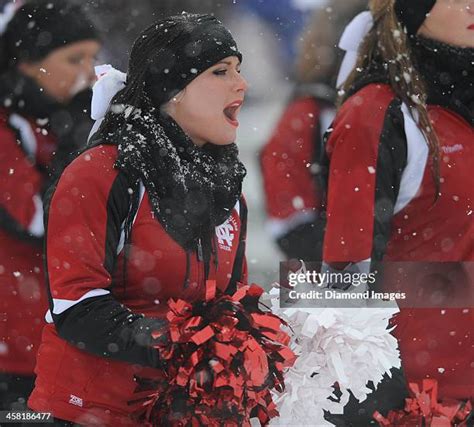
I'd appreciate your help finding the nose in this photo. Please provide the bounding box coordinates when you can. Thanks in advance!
[235,72,248,94]
[468,2,474,14]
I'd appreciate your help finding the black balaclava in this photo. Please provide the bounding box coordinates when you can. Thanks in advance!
[394,0,436,37]
[1,0,99,72]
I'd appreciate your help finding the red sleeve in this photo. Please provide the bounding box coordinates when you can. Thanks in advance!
[0,123,43,231]
[46,144,166,368]
[260,97,322,221]
[46,145,121,302]
[323,85,402,264]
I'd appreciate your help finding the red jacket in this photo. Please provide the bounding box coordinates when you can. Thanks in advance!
[28,144,248,426]
[0,108,56,375]
[260,91,335,260]
[323,83,474,400]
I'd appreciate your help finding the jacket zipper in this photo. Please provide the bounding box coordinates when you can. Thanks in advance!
[197,238,203,262]
[196,238,204,289]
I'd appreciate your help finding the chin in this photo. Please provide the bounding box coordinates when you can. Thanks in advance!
[446,35,474,48]
[208,130,237,146]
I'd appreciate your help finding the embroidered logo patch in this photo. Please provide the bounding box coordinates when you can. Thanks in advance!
[69,394,83,407]
[215,216,238,252]
[441,144,463,154]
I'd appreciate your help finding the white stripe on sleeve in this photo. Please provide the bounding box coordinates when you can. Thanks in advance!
[51,288,111,315]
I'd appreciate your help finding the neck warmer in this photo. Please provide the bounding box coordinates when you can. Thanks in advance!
[0,69,61,118]
[412,36,474,126]
[102,102,246,254]
[347,38,474,126]
[0,70,97,190]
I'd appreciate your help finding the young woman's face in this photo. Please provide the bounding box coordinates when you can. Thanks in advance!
[18,40,101,103]
[166,56,248,146]
[418,0,474,47]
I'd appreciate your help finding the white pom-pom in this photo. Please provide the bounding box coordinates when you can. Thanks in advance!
[264,288,401,426]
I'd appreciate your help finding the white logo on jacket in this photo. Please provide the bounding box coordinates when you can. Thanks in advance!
[215,216,238,252]
[441,144,463,154]
[69,394,83,407]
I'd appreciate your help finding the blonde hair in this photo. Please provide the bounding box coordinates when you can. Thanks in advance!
[295,0,367,84]
[339,0,440,196]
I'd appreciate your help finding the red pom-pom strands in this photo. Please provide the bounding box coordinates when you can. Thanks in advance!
[144,280,296,426]
[374,379,473,426]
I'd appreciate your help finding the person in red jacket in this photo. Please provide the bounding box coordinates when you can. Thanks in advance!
[323,0,473,406]
[260,0,366,262]
[261,2,409,424]
[0,0,100,411]
[28,13,249,426]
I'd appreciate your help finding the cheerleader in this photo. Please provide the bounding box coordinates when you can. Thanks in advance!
[323,0,473,406]
[0,0,100,410]
[28,13,249,426]
[260,0,366,262]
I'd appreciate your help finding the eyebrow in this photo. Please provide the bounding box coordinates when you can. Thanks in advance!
[216,60,240,66]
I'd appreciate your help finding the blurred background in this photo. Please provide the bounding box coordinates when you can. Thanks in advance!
[0,0,336,286]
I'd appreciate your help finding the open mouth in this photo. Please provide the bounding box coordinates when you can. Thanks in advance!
[223,101,242,127]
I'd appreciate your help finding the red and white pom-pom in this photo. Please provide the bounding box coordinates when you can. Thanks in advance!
[141,280,296,427]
